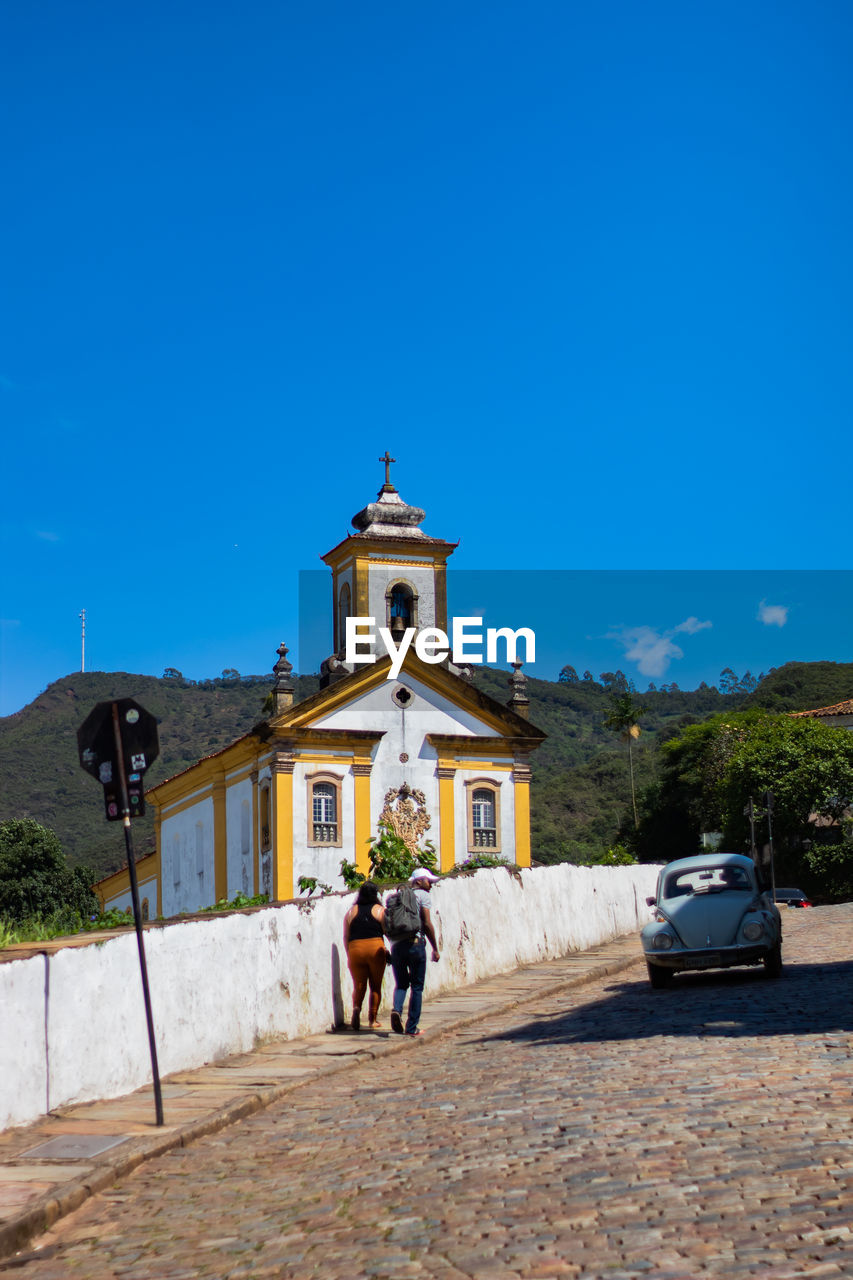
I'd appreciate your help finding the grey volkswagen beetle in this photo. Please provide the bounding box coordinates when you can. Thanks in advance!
[642,852,782,989]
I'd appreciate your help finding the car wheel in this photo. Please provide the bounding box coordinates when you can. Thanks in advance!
[647,961,673,989]
[762,942,782,979]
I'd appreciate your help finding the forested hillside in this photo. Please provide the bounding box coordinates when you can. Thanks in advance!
[0,671,317,880]
[1,660,850,879]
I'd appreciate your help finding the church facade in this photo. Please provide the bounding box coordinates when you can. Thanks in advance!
[96,463,544,918]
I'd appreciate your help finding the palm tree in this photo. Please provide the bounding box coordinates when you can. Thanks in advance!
[604,691,648,826]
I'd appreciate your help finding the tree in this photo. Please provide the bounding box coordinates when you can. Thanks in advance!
[558,665,579,684]
[603,691,649,826]
[0,819,98,923]
[719,668,740,694]
[600,671,630,692]
[163,668,183,680]
[582,670,594,682]
[630,711,853,886]
[719,716,853,854]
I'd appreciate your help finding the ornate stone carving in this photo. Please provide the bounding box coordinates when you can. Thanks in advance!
[378,781,431,854]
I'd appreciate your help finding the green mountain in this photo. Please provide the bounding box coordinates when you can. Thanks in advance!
[1,661,850,879]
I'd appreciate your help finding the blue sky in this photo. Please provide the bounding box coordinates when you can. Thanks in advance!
[2,1,851,716]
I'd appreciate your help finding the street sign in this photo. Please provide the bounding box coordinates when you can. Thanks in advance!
[77,696,164,1126]
[78,699,159,820]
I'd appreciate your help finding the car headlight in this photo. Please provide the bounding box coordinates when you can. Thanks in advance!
[743,921,764,941]
[652,933,673,951]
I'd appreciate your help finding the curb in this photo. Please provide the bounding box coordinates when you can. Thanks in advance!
[0,950,642,1264]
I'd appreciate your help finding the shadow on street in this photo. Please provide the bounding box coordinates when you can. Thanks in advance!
[477,959,853,1045]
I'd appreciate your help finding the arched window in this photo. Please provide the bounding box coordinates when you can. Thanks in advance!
[465,779,501,853]
[307,773,343,847]
[386,580,417,633]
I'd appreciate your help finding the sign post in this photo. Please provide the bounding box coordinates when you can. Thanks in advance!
[78,698,164,1126]
[764,790,777,902]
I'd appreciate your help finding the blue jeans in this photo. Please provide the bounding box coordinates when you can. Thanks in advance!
[391,936,427,1034]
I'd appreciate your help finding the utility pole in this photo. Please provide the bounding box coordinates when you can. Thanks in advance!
[79,609,86,672]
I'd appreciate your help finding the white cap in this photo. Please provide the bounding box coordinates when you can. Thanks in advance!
[409,867,439,883]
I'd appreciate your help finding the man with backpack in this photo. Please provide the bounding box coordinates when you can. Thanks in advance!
[385,868,440,1037]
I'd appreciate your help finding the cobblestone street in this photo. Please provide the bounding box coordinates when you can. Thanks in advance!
[6,906,853,1279]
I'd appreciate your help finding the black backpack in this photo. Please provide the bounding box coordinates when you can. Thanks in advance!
[384,885,422,940]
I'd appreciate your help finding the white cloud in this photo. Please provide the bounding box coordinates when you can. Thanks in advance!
[757,600,788,627]
[608,616,712,678]
[673,616,713,636]
[611,626,684,677]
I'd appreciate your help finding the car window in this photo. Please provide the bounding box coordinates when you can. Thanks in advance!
[663,865,752,898]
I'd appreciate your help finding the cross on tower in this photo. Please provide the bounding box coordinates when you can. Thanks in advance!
[379,451,396,487]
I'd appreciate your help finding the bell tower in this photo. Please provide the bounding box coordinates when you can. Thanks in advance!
[321,454,458,667]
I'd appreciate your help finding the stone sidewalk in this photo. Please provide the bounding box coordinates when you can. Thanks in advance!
[0,929,647,1262]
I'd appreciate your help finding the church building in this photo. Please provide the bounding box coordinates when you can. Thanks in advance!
[96,460,544,918]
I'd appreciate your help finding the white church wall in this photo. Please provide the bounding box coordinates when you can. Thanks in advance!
[292,759,355,892]
[312,672,494,739]
[313,673,509,872]
[101,873,160,920]
[160,795,215,918]
[225,775,253,899]
[453,767,515,863]
[367,561,438,631]
[0,862,659,1131]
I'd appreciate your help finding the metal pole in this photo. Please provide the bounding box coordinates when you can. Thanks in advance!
[79,609,86,673]
[111,702,164,1126]
[765,791,776,901]
[744,796,757,860]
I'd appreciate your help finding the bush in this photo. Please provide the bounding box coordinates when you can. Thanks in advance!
[0,819,98,923]
[340,823,439,888]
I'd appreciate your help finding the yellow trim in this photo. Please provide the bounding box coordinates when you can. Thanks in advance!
[454,760,513,771]
[353,768,372,876]
[273,768,294,900]
[513,774,531,869]
[294,751,361,764]
[322,538,456,570]
[93,851,160,912]
[438,770,456,872]
[354,556,370,617]
[213,775,227,901]
[147,735,260,805]
[158,788,214,821]
[435,561,447,632]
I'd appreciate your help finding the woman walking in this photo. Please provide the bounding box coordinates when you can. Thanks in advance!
[343,881,387,1030]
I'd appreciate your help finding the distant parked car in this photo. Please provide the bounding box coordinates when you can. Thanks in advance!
[775,888,812,908]
[642,852,782,989]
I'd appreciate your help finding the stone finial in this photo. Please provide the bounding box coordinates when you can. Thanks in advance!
[272,642,294,714]
[507,660,529,718]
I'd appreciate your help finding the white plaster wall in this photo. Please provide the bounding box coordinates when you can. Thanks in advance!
[0,955,48,1131]
[0,863,659,1131]
[311,673,510,874]
[313,672,493,738]
[161,796,215,917]
[102,874,159,919]
[292,760,353,892]
[225,777,253,899]
[453,769,514,862]
[367,561,438,636]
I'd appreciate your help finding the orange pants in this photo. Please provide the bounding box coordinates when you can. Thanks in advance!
[347,938,387,1019]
